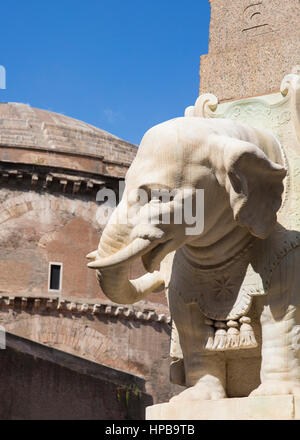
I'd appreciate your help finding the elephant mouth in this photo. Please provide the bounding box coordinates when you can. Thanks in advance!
[88,235,174,274]
[142,238,174,273]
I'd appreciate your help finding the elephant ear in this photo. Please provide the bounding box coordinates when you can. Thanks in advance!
[224,140,287,239]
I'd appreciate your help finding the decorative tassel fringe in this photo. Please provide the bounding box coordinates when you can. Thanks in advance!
[239,317,258,348]
[204,319,215,350]
[203,316,258,352]
[226,320,240,349]
[212,322,227,350]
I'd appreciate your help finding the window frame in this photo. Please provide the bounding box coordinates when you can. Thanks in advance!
[48,262,63,293]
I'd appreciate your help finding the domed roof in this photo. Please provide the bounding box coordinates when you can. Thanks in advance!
[0,102,137,178]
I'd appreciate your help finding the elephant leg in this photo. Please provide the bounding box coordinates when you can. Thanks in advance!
[169,289,227,402]
[251,249,300,397]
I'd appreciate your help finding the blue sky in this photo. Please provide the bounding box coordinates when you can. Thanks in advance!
[0,1,211,145]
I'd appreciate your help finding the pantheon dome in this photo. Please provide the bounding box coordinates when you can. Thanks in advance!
[0,102,176,419]
[0,101,139,300]
[0,102,136,177]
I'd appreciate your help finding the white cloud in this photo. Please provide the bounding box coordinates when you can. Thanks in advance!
[104,108,120,124]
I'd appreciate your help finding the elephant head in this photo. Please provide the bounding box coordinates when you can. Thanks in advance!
[87,117,286,304]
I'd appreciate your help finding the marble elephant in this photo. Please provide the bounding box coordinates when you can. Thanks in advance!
[87,116,300,400]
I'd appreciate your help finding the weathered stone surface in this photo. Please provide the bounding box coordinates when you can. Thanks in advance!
[0,102,137,178]
[0,103,179,408]
[0,295,176,403]
[208,0,300,54]
[200,0,300,101]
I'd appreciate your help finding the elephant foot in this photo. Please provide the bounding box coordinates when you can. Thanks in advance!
[250,381,300,397]
[170,378,226,403]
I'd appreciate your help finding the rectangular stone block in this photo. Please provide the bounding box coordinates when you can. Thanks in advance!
[200,0,300,101]
[207,0,300,55]
[200,34,300,102]
[146,395,298,420]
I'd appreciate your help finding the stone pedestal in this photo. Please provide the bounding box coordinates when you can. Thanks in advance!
[146,395,300,420]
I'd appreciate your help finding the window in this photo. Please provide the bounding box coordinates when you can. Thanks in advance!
[48,263,63,292]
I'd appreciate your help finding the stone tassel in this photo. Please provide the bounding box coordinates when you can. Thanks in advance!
[212,322,227,350]
[239,317,258,348]
[204,319,215,350]
[226,320,240,349]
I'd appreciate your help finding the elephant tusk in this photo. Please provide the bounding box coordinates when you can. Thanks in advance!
[86,251,98,260]
[87,237,154,270]
[88,261,104,268]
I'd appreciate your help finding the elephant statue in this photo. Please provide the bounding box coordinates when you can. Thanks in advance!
[87,115,300,401]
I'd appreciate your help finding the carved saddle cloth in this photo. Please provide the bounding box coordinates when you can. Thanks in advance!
[169,226,300,353]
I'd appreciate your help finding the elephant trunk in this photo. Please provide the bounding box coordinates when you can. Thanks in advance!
[87,203,165,304]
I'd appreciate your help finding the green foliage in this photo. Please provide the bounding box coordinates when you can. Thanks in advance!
[116,383,142,407]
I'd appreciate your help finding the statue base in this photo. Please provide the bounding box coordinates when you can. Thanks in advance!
[146,395,300,420]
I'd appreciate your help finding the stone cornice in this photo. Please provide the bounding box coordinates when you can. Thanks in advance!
[0,144,131,179]
[0,294,171,325]
[0,143,133,168]
[0,161,121,195]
